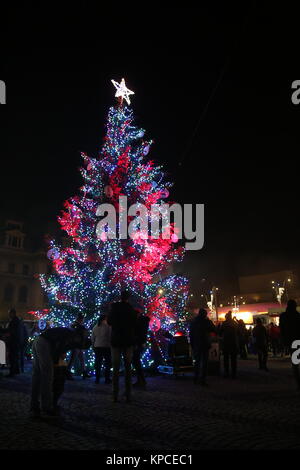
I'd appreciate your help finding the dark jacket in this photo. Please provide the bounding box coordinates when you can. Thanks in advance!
[8,316,22,348]
[41,327,90,364]
[220,319,239,353]
[253,324,268,349]
[134,315,150,345]
[189,315,216,351]
[19,319,29,347]
[108,301,137,348]
[280,310,300,348]
[237,322,248,343]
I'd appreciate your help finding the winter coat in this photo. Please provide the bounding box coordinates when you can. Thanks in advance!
[189,316,216,351]
[107,301,137,348]
[134,315,150,346]
[92,323,111,348]
[220,319,239,353]
[253,324,268,349]
[280,310,300,348]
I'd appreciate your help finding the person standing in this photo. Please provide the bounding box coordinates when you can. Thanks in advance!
[237,319,248,359]
[7,308,22,377]
[19,318,29,373]
[220,311,239,379]
[189,308,216,385]
[280,299,300,390]
[108,291,137,403]
[30,326,91,417]
[67,313,91,379]
[247,326,255,354]
[91,314,112,384]
[132,309,150,389]
[253,318,269,371]
[269,322,280,357]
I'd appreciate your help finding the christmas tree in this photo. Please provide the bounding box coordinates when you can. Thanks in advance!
[39,79,189,369]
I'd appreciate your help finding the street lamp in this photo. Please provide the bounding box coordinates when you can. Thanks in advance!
[284,278,292,301]
[271,281,285,305]
[232,295,239,318]
[271,277,292,304]
[211,286,219,322]
[200,280,219,322]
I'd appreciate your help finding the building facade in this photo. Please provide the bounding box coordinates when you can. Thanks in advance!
[238,270,300,304]
[0,220,50,322]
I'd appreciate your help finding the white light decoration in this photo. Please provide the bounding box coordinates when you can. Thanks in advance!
[277,287,285,305]
[111,78,134,105]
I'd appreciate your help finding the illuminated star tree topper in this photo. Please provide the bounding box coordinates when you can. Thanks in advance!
[111,77,134,105]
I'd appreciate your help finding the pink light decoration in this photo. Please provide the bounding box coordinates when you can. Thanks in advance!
[160,189,169,199]
[149,316,161,332]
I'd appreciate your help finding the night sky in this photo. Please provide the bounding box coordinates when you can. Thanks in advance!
[1,6,299,297]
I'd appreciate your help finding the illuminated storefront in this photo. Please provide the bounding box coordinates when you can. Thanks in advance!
[216,302,287,325]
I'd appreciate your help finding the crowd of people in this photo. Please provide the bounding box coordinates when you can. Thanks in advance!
[27,290,150,416]
[189,300,300,388]
[1,295,300,419]
[0,308,29,377]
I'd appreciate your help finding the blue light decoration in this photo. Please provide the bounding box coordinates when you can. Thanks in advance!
[36,79,190,371]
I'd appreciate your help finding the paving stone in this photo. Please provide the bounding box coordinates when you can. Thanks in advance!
[0,357,299,450]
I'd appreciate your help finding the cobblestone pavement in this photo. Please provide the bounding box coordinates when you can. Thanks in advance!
[1,357,300,450]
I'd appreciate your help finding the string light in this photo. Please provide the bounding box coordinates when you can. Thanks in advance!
[32,83,189,369]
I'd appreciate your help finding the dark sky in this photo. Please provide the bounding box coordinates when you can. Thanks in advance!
[1,5,299,296]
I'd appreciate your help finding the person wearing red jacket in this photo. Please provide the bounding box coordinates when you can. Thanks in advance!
[269,322,280,357]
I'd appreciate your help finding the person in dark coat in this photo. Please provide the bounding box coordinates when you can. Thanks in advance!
[220,311,239,379]
[253,318,269,371]
[132,310,150,388]
[19,318,29,373]
[67,313,91,379]
[30,327,91,417]
[237,319,248,359]
[7,308,22,377]
[280,299,300,389]
[107,291,137,402]
[189,308,216,385]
